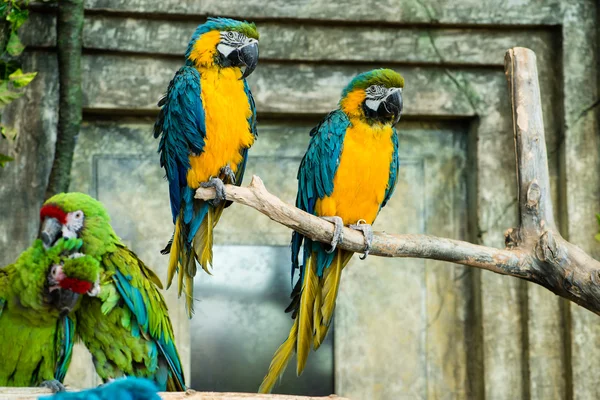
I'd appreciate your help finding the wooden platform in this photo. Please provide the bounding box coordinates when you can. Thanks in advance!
[0,388,347,400]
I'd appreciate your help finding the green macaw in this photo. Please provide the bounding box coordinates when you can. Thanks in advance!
[0,238,100,391]
[39,193,185,391]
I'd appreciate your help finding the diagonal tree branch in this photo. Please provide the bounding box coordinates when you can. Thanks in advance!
[197,47,600,318]
[196,175,528,276]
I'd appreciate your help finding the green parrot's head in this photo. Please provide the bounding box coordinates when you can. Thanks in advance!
[40,192,118,258]
[47,252,102,313]
[340,69,404,126]
[186,17,259,79]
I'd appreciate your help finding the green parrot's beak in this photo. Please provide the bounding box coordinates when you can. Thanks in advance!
[50,288,80,315]
[41,217,62,248]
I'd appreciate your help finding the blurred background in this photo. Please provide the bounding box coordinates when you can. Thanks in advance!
[0,1,599,399]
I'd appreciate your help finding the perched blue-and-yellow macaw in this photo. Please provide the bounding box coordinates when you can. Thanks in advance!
[259,69,404,393]
[153,18,259,317]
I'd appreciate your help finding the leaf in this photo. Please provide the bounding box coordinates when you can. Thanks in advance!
[0,3,8,18]
[8,68,36,88]
[0,81,23,106]
[6,31,24,56]
[596,213,600,226]
[595,233,600,243]
[0,153,13,167]
[6,7,28,31]
[0,60,21,80]
[0,124,17,140]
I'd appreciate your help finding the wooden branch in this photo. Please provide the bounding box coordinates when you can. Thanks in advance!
[195,47,600,318]
[44,0,84,199]
[196,176,528,277]
[0,387,347,400]
[506,47,556,232]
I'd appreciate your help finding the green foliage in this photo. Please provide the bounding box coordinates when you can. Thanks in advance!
[0,0,35,167]
[595,214,600,242]
[9,67,35,87]
[0,152,12,166]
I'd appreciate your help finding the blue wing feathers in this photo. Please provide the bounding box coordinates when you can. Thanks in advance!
[188,202,209,245]
[244,80,258,139]
[292,110,349,282]
[114,271,149,333]
[54,316,75,382]
[154,66,206,222]
[382,128,399,209]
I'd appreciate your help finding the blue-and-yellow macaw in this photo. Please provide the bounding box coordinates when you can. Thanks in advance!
[153,17,259,317]
[259,69,404,393]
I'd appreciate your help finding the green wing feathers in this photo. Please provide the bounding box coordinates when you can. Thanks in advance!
[83,245,185,391]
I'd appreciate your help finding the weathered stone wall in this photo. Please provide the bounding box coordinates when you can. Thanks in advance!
[0,0,598,398]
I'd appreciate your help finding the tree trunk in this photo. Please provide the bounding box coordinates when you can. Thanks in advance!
[44,0,84,199]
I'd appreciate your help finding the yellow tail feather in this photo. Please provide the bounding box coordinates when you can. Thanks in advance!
[316,249,354,348]
[185,275,194,317]
[321,249,345,324]
[192,206,214,275]
[296,255,318,376]
[259,318,299,394]
[200,207,214,270]
[313,282,324,349]
[166,217,183,289]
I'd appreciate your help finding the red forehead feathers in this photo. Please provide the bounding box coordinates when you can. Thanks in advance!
[40,204,67,224]
[59,277,93,294]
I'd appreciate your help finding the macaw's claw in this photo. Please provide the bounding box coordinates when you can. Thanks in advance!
[321,216,344,253]
[220,164,236,185]
[349,219,373,260]
[201,177,227,206]
[40,379,66,393]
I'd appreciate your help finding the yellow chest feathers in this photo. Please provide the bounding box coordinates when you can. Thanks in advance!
[187,68,255,188]
[316,121,395,225]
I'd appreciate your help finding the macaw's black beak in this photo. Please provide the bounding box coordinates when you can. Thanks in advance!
[50,289,80,315]
[380,89,403,125]
[41,217,62,248]
[228,40,259,80]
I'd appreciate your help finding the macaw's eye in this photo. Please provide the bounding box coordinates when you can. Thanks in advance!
[365,85,387,99]
[227,31,235,39]
[73,210,84,220]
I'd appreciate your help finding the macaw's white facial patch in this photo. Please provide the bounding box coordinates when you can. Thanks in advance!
[217,31,257,57]
[364,85,402,112]
[217,42,236,57]
[65,210,84,237]
[48,264,65,292]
